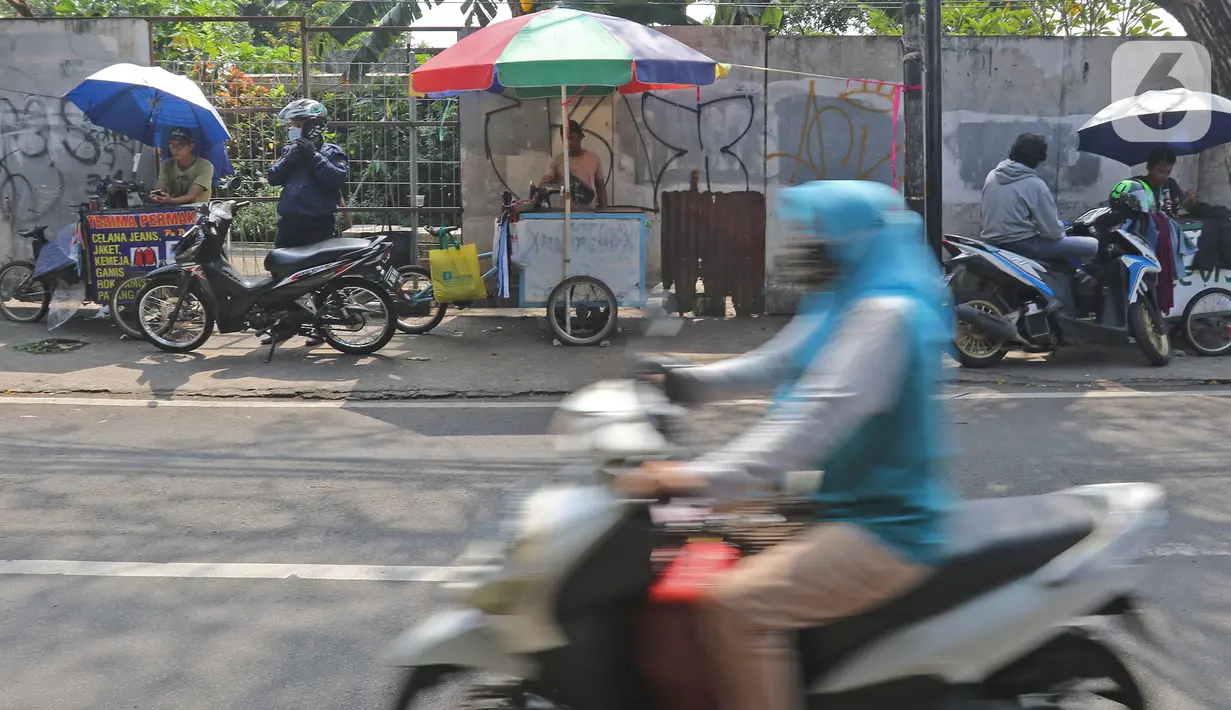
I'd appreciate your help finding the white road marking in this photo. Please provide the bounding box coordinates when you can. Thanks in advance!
[0,560,482,582]
[0,546,1225,582]
[5,389,1231,410]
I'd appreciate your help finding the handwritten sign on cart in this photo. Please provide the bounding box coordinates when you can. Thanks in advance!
[82,208,196,304]
[515,212,647,307]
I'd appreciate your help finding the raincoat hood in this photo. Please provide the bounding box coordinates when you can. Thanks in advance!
[992,159,1039,185]
[774,179,953,354]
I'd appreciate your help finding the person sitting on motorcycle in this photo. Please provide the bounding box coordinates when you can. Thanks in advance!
[980,132,1098,262]
[619,179,956,710]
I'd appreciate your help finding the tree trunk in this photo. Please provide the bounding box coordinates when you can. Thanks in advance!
[1152,0,1231,205]
[4,0,33,17]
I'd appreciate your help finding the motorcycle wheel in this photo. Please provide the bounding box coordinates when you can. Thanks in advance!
[390,665,529,710]
[982,630,1147,709]
[110,273,148,341]
[394,265,448,335]
[1128,300,1171,366]
[134,278,215,353]
[953,289,1011,368]
[0,261,50,323]
[1180,286,1231,357]
[316,276,397,355]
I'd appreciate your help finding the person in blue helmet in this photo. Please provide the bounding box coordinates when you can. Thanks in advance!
[619,179,956,710]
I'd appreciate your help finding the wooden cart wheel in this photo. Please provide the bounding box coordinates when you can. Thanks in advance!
[546,275,617,346]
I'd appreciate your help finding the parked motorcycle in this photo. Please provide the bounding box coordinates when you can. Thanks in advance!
[378,302,1167,709]
[133,187,399,361]
[0,226,58,323]
[0,176,151,325]
[944,205,1171,368]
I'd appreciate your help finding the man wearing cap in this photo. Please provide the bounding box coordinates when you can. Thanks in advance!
[149,127,213,206]
[540,119,607,211]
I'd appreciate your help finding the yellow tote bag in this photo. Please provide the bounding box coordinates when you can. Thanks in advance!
[429,243,487,302]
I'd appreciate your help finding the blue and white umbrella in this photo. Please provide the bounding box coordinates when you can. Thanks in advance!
[64,63,234,178]
[1077,88,1231,166]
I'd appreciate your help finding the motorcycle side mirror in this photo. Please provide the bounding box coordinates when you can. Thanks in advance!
[226,175,243,191]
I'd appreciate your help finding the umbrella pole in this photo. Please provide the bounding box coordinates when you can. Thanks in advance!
[561,85,571,278]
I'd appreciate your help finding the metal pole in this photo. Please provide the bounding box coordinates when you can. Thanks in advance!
[900,0,924,218]
[300,17,311,99]
[923,0,943,260]
[409,50,420,265]
[561,86,571,277]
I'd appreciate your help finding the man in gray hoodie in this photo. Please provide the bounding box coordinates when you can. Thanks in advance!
[980,133,1099,261]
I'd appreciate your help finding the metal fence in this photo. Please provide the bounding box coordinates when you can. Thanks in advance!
[148,17,462,275]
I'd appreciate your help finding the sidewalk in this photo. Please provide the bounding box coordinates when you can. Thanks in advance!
[1,308,1229,399]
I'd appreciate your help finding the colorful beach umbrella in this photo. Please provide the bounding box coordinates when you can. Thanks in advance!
[408,8,727,99]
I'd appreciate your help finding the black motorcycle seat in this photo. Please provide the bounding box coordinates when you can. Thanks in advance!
[264,238,371,276]
[797,493,1099,678]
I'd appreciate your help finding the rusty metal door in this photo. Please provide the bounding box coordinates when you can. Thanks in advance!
[661,172,765,316]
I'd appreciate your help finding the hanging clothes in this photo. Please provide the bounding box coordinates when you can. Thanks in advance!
[1151,212,1176,314]
[492,215,511,299]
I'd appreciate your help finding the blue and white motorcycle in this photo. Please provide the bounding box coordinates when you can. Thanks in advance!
[943,202,1171,368]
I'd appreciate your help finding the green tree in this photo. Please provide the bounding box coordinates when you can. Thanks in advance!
[867,0,1172,36]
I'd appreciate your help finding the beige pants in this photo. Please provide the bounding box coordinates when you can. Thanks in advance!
[701,522,932,710]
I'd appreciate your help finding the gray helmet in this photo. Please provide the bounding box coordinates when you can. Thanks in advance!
[278,98,328,140]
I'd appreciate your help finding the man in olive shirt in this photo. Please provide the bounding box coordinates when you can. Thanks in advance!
[150,127,213,206]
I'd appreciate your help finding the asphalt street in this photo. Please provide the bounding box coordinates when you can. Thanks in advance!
[1,391,1229,709]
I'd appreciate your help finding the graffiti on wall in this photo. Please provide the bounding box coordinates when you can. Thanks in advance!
[0,92,139,225]
[768,79,903,188]
[635,92,757,197]
[480,89,761,213]
[947,117,1101,192]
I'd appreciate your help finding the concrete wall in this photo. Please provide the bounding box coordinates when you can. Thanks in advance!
[0,19,154,262]
[461,31,1207,314]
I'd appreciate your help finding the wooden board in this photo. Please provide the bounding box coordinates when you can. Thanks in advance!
[515,212,647,307]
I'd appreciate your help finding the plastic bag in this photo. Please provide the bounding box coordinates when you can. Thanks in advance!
[649,540,740,604]
[47,280,85,330]
[429,243,487,303]
[509,221,531,268]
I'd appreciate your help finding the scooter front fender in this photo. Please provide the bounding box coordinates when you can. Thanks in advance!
[380,608,537,679]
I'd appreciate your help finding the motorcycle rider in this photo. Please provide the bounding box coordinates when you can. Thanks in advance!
[620,179,955,710]
[266,98,349,347]
[980,132,1099,261]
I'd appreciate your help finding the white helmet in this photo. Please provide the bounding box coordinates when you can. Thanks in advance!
[278,98,328,140]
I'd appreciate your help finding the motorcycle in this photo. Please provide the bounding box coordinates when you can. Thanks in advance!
[378,294,1167,710]
[133,187,400,361]
[0,176,155,325]
[943,205,1172,368]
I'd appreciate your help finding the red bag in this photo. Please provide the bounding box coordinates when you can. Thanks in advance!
[649,540,741,603]
[638,541,740,710]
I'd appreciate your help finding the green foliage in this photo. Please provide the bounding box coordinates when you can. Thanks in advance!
[231,199,279,242]
[868,0,1173,36]
[778,0,866,34]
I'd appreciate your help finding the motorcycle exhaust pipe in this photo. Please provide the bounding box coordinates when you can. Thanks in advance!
[956,303,1020,343]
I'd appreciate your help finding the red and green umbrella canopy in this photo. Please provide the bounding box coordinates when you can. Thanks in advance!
[409,8,725,99]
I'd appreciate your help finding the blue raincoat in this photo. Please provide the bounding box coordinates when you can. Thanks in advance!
[770,180,956,565]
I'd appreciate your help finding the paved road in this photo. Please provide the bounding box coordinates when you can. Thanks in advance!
[1,391,1228,709]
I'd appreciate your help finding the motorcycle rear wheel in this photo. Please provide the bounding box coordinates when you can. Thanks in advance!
[983,631,1147,709]
[0,261,50,323]
[953,289,1011,368]
[316,276,397,355]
